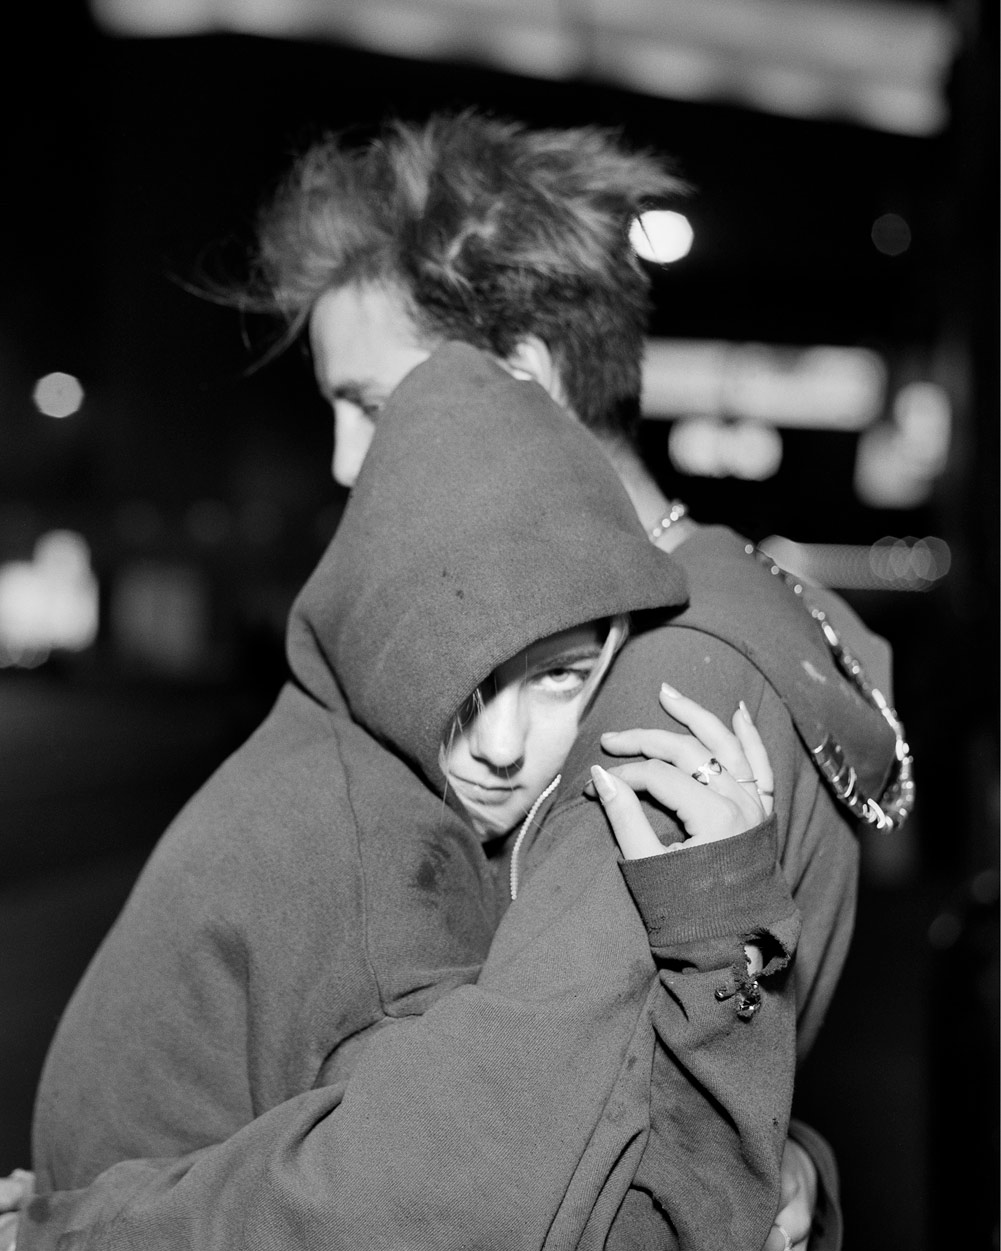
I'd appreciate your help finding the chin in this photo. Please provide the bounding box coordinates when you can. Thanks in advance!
[471,808,525,841]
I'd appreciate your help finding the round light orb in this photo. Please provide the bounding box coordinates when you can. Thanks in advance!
[630,211,694,264]
[33,372,85,418]
[871,212,912,257]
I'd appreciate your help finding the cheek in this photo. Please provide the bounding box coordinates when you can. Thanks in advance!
[438,733,470,776]
[533,706,583,773]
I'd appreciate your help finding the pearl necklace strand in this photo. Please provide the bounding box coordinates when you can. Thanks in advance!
[647,500,688,543]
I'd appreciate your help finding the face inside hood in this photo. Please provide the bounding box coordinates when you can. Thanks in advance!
[287,343,689,787]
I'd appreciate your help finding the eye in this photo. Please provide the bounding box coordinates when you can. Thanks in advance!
[331,393,384,424]
[530,664,595,698]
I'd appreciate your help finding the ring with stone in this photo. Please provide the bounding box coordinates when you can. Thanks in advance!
[691,757,724,785]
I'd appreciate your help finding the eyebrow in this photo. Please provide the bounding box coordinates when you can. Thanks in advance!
[530,643,603,668]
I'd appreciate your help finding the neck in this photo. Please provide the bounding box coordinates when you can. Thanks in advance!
[598,438,694,551]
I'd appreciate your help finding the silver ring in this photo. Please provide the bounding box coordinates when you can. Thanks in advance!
[732,775,757,784]
[691,757,723,785]
[775,1224,793,1251]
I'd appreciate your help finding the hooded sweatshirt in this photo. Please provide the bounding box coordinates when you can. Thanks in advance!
[23,345,895,1250]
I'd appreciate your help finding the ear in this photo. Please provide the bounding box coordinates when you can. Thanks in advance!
[502,337,572,411]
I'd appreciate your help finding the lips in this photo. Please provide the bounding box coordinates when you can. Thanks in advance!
[452,777,519,806]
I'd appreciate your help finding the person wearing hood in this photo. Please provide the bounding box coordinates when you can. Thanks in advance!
[21,344,805,1251]
[15,114,913,1251]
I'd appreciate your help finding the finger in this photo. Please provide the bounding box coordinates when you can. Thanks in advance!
[773,1139,816,1248]
[600,726,695,764]
[733,702,775,815]
[602,728,756,793]
[0,1213,17,1251]
[590,766,670,860]
[762,1223,794,1251]
[732,703,771,786]
[658,684,754,770]
[606,760,757,844]
[0,1177,29,1214]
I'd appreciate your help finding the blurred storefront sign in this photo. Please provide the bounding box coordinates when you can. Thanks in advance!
[642,338,887,430]
[88,0,956,136]
[643,340,953,508]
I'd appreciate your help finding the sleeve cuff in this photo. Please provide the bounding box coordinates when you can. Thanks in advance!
[619,816,796,946]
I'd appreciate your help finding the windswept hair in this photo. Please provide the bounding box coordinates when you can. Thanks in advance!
[245,111,688,438]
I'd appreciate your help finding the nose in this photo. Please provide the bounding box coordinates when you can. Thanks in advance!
[331,404,376,487]
[468,686,527,778]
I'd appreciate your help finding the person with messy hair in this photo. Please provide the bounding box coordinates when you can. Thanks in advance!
[243,111,911,1243]
[16,112,911,1251]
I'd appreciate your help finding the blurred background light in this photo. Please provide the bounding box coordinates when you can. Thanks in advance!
[0,531,99,664]
[87,0,957,136]
[110,561,210,676]
[872,211,913,256]
[667,417,783,480]
[630,210,694,264]
[758,533,951,592]
[32,372,85,419]
[643,339,886,428]
[854,379,952,508]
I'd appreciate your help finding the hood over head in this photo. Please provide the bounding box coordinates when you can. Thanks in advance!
[289,342,688,786]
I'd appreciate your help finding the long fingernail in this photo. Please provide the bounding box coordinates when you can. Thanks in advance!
[660,682,681,699]
[738,699,754,724]
[600,730,621,741]
[590,765,617,801]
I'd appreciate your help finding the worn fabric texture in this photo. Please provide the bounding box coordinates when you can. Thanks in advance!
[22,347,896,1250]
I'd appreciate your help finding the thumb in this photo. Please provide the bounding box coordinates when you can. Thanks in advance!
[590,766,669,860]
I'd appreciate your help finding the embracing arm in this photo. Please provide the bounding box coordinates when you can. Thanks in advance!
[548,631,858,1251]
[17,813,669,1251]
[19,778,803,1251]
[582,694,801,1251]
[18,684,851,1251]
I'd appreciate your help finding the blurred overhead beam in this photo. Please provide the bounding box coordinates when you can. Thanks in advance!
[89,0,956,135]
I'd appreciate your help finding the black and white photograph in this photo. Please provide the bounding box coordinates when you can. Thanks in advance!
[1,2,996,1248]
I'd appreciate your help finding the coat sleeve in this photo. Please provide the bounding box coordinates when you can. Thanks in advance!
[18,817,805,1251]
[546,622,859,1249]
[17,814,656,1251]
[574,814,802,1251]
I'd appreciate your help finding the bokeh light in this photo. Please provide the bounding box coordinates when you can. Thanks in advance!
[630,210,694,264]
[871,212,912,256]
[667,417,783,480]
[0,530,99,665]
[32,372,85,419]
[759,534,951,592]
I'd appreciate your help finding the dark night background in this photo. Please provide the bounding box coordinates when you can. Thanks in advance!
[1,2,997,1247]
